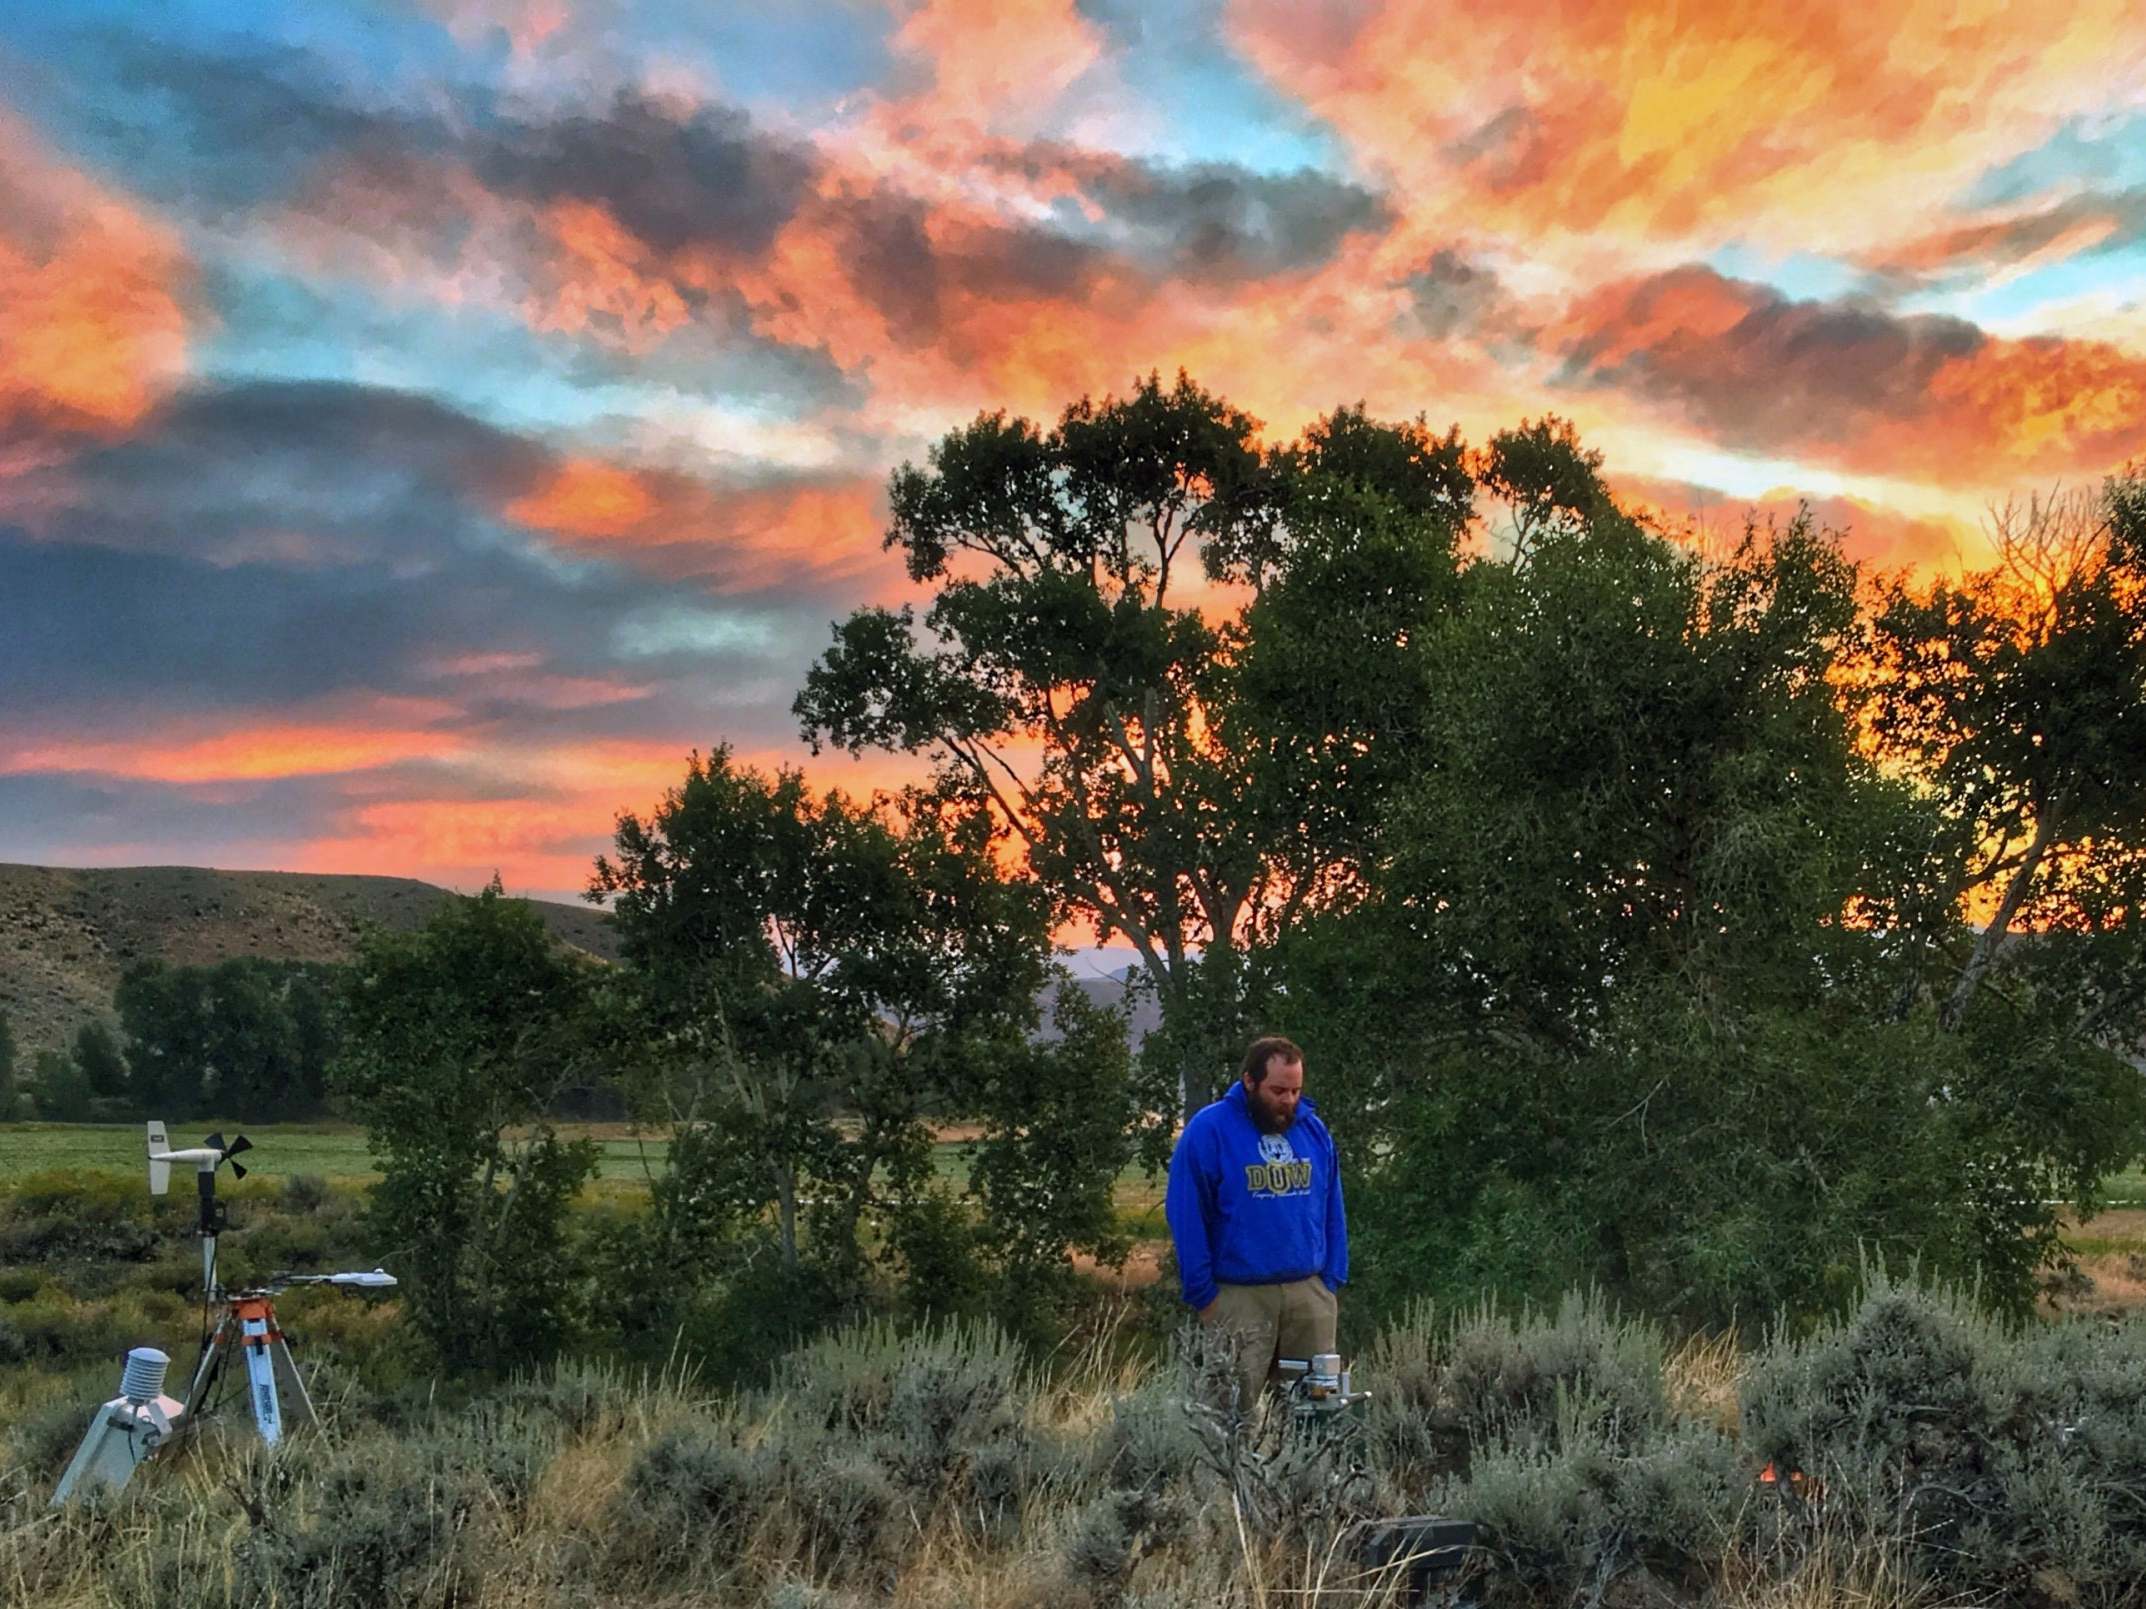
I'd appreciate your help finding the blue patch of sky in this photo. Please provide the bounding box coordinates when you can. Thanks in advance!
[0,1,471,112]
[1896,240,2146,330]
[1962,114,2146,208]
[197,259,851,445]
[1701,244,1864,304]
[195,261,591,423]
[1073,0,1347,175]
[614,1,900,113]
[0,2,480,208]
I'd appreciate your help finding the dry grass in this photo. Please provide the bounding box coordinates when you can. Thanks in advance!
[1664,1328,1743,1437]
[2043,1206,2146,1318]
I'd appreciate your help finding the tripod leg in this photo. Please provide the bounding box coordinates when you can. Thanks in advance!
[234,1296,284,1445]
[273,1333,318,1429]
[184,1309,233,1432]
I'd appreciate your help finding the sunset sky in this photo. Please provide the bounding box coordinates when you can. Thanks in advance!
[5,1,2146,905]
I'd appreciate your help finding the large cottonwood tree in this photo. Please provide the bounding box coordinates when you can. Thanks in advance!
[794,373,1473,1117]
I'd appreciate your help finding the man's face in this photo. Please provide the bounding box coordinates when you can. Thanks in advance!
[1245,1055,1304,1134]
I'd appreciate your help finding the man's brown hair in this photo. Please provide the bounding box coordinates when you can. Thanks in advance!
[1239,1035,1303,1087]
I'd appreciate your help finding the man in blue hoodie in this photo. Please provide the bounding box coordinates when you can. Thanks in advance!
[1164,1034,1347,1415]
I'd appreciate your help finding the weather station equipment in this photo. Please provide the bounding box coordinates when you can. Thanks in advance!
[49,1123,398,1505]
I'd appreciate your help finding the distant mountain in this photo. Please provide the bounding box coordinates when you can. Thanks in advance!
[1049,970,1165,1049]
[0,864,618,1056]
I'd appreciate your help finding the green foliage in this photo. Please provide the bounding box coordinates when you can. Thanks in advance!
[796,373,1474,1117]
[27,1046,93,1121]
[1435,1417,1742,1606]
[115,958,345,1118]
[660,1242,861,1389]
[960,983,1142,1336]
[1742,1267,2146,1598]
[1270,473,2146,1329]
[227,1439,495,1609]
[591,745,1113,1338]
[71,1021,128,1102]
[612,1416,782,1574]
[333,879,599,1370]
[14,1260,2146,1607]
[1061,1487,1195,1608]
[1868,479,2146,1035]
[0,1167,159,1266]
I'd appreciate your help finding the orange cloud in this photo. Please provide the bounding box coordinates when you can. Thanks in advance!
[1612,474,1977,575]
[1872,197,2137,281]
[272,736,940,898]
[1224,0,2146,261]
[0,113,192,436]
[1913,336,2146,476]
[2,722,463,785]
[888,0,1108,136]
[506,457,661,539]
[520,197,698,353]
[1553,266,2146,478]
[419,0,569,57]
[504,455,891,591]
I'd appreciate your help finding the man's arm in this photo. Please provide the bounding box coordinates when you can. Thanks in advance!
[1320,1132,1348,1293]
[1164,1123,1219,1312]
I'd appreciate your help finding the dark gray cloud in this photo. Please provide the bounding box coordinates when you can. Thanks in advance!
[93,40,819,267]
[0,772,380,865]
[0,380,873,731]
[1552,265,1986,456]
[1868,186,2146,283]
[471,91,817,258]
[1080,159,1390,280]
[822,190,1110,346]
[65,33,1391,389]
[1404,249,1506,339]
[21,381,543,567]
[985,144,1392,283]
[85,40,428,213]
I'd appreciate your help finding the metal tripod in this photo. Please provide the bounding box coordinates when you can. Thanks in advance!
[183,1284,318,1446]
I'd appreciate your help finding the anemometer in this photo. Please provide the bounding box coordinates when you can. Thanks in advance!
[49,1123,397,1505]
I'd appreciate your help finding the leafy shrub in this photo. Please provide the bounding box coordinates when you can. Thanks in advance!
[4,1371,117,1480]
[1434,1415,1741,1605]
[231,1444,490,1609]
[763,1582,868,1609]
[1439,1290,1669,1454]
[0,1169,160,1264]
[873,1328,1027,1500]
[886,1186,991,1320]
[1099,1377,1207,1494]
[668,1245,858,1388]
[0,1265,48,1302]
[1360,1288,1669,1484]
[494,1359,644,1441]
[773,1317,1027,1441]
[281,1174,331,1214]
[798,1450,899,1569]
[1060,1487,1193,1608]
[610,1417,779,1576]
[1741,1272,2146,1599]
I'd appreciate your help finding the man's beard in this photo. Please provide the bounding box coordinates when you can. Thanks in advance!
[1250,1101,1296,1135]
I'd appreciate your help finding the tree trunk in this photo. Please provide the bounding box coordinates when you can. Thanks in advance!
[1942,805,2062,1031]
[775,1160,799,1270]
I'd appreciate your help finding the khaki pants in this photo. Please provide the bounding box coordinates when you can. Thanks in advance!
[1201,1277,1338,1414]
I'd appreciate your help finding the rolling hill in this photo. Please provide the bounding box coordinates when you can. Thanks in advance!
[0,864,618,1056]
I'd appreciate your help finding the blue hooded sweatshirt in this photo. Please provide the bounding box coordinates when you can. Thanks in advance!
[1164,1081,1347,1311]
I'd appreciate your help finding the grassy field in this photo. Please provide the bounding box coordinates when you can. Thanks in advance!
[0,1121,1172,1230]
[0,1119,672,1184]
